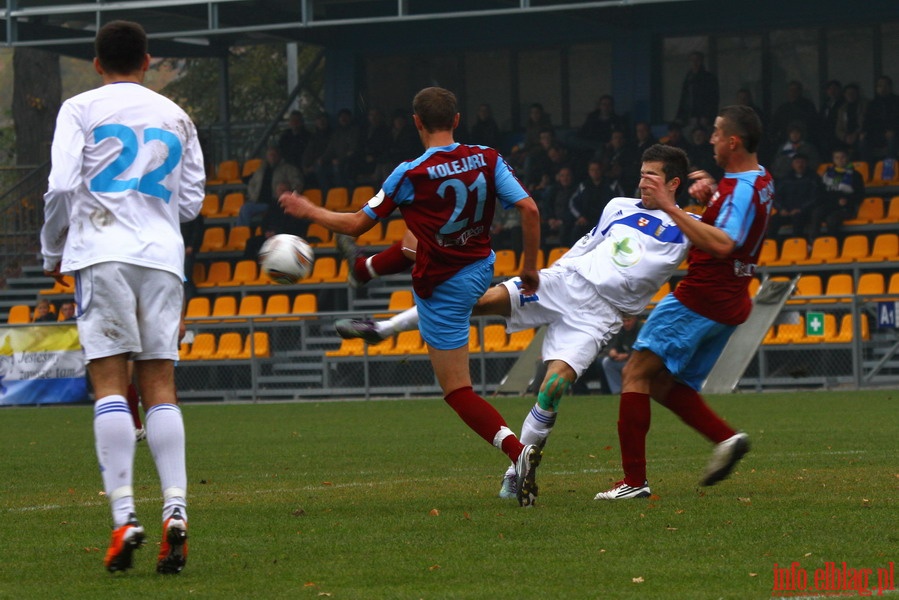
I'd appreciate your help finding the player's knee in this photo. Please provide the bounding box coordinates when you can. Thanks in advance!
[537,372,571,411]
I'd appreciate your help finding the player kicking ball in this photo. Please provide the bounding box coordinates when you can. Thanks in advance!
[335,144,695,500]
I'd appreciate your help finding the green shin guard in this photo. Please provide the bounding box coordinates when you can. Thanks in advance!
[537,373,571,411]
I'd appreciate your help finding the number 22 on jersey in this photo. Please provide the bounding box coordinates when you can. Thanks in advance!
[89,124,182,203]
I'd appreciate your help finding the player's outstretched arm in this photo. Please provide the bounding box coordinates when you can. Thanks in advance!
[515,196,541,295]
[279,191,377,237]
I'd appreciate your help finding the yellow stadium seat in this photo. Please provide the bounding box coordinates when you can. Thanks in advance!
[493,249,518,277]
[305,223,334,247]
[356,223,387,246]
[199,226,227,253]
[873,196,899,224]
[214,192,245,219]
[757,238,778,266]
[196,261,231,288]
[292,293,318,315]
[237,295,265,319]
[482,324,509,352]
[218,260,259,287]
[349,186,375,211]
[200,193,220,218]
[383,330,427,355]
[506,329,535,352]
[769,237,808,266]
[211,332,245,360]
[796,236,839,265]
[223,226,252,252]
[303,188,323,206]
[366,336,396,356]
[844,197,884,225]
[39,275,75,296]
[185,296,211,320]
[827,313,870,343]
[210,296,238,320]
[648,282,671,308]
[207,160,241,186]
[241,158,263,180]
[869,159,899,187]
[792,275,823,304]
[324,187,349,210]
[304,256,338,283]
[856,272,885,296]
[517,248,545,272]
[546,246,568,266]
[823,274,854,302]
[325,337,365,357]
[182,333,216,360]
[263,294,292,320]
[237,332,271,359]
[7,304,32,324]
[863,233,899,262]
[382,219,408,245]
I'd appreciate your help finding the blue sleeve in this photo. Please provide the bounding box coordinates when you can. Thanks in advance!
[715,179,757,247]
[494,156,529,209]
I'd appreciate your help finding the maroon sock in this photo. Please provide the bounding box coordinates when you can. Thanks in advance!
[370,242,414,276]
[444,386,522,462]
[618,392,651,486]
[126,383,143,429]
[660,383,735,444]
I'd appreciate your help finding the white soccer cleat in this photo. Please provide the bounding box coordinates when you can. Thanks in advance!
[594,480,651,501]
[701,432,750,486]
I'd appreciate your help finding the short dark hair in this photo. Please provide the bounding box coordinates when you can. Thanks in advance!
[642,144,689,196]
[412,87,458,132]
[95,20,147,75]
[718,105,763,154]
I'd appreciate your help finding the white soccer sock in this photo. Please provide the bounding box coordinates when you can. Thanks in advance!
[376,306,420,336]
[93,395,137,527]
[520,403,557,446]
[146,403,188,522]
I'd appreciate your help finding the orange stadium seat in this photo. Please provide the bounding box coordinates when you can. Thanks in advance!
[493,249,518,277]
[7,304,32,324]
[185,296,211,320]
[305,223,334,247]
[241,158,263,180]
[864,233,899,262]
[223,226,252,252]
[237,295,265,319]
[349,186,375,211]
[199,227,226,253]
[844,197,884,225]
[237,332,270,359]
[292,293,318,316]
[796,236,839,265]
[200,193,220,218]
[207,160,242,186]
[546,246,568,266]
[856,272,884,296]
[211,332,245,360]
[769,237,808,266]
[214,192,245,218]
[324,187,349,210]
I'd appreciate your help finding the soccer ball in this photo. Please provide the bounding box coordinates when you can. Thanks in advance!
[258,234,315,284]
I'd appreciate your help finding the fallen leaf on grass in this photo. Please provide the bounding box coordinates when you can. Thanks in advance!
[649,494,661,501]
[749,573,758,577]
[632,577,644,583]
[665,525,678,531]
[738,497,751,504]
[804,552,812,557]
[292,508,306,517]
[304,582,317,587]
[675,509,685,514]
[429,509,440,516]
[428,564,441,571]
[321,481,333,486]
[463,512,471,520]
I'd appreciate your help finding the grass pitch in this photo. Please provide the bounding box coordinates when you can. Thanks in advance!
[1,390,896,599]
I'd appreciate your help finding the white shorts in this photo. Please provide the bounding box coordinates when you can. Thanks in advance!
[501,268,623,378]
[75,262,183,362]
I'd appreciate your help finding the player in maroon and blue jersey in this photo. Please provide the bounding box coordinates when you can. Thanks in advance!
[280,87,545,506]
[596,105,773,501]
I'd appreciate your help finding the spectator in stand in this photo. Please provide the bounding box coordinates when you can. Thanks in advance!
[469,103,502,150]
[769,153,821,240]
[660,122,690,153]
[861,75,899,163]
[735,88,766,128]
[600,130,638,192]
[568,159,616,242]
[523,102,553,155]
[301,112,332,189]
[771,124,821,180]
[58,300,76,321]
[835,83,867,160]
[524,128,557,192]
[372,109,423,187]
[623,121,657,192]
[771,81,819,151]
[278,110,310,169]
[539,165,580,251]
[317,108,361,191]
[491,204,523,254]
[818,80,844,156]
[686,125,721,181]
[601,315,642,395]
[675,51,720,134]
[238,145,303,228]
[33,298,57,322]
[180,214,204,300]
[354,107,391,186]
[813,147,866,239]
[576,94,628,151]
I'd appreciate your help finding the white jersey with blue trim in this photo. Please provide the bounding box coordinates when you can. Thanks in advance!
[552,196,692,315]
[41,82,206,278]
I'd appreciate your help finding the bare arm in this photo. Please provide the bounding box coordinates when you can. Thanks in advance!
[655,171,737,258]
[279,191,378,237]
[514,196,541,295]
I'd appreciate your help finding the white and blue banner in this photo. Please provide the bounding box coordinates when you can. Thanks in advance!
[0,324,88,405]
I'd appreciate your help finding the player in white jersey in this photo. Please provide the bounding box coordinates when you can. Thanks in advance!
[335,144,695,499]
[40,20,204,575]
